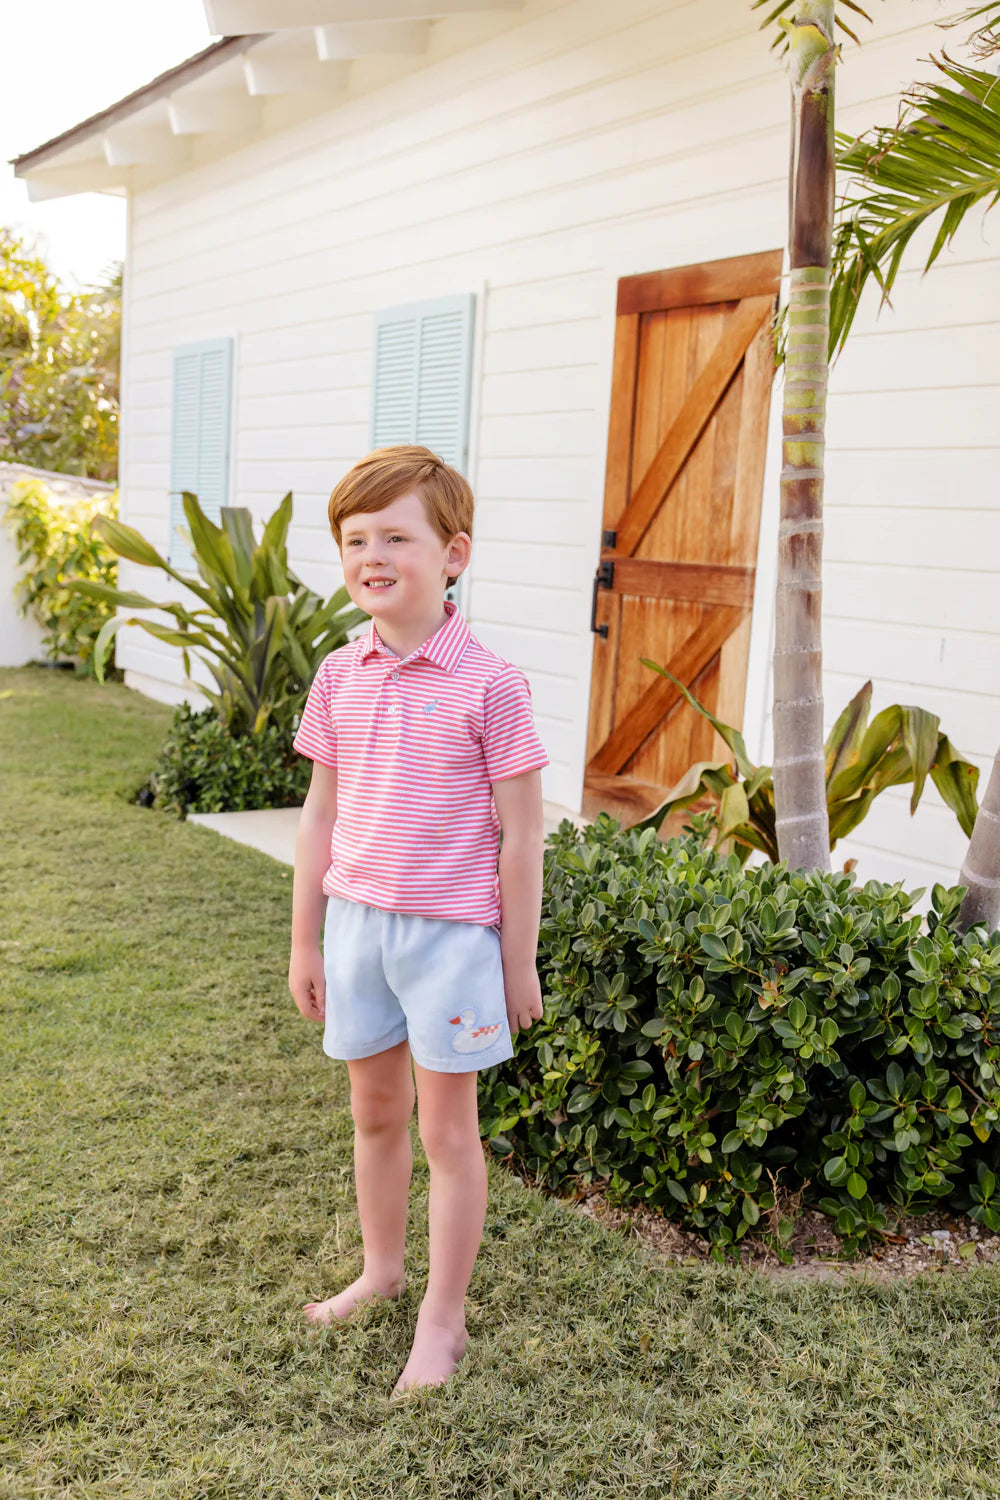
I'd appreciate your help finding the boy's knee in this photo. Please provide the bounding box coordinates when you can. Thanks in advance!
[417,1113,475,1165]
[351,1081,413,1136]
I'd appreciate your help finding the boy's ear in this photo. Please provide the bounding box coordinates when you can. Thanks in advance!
[446,531,472,578]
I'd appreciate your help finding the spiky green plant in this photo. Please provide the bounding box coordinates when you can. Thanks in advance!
[634,666,979,864]
[70,491,365,736]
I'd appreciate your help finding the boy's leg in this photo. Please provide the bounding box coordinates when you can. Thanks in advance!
[304,1037,415,1324]
[392,1062,485,1393]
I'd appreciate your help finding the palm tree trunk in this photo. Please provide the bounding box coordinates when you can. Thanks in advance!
[958,748,1000,932]
[773,3,836,872]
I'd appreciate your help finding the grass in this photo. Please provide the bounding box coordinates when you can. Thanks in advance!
[3,665,1000,1500]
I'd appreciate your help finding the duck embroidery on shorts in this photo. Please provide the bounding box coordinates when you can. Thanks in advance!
[449,1008,502,1053]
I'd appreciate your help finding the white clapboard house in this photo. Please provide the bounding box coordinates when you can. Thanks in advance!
[14,0,999,891]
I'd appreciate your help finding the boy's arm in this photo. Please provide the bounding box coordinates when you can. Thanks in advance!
[492,768,545,1034]
[288,760,338,1022]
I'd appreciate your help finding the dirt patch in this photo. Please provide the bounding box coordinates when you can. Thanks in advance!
[557,1186,1000,1280]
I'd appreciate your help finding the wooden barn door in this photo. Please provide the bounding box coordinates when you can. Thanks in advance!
[584,250,782,826]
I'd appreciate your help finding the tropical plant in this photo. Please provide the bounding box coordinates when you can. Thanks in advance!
[71,490,366,736]
[479,813,1000,1254]
[633,666,979,864]
[825,2,1000,928]
[2,477,118,671]
[0,228,120,482]
[830,49,1000,354]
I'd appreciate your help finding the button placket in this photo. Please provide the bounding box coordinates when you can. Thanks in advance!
[386,663,401,716]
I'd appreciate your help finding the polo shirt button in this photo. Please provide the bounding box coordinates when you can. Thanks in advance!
[391,671,400,681]
[386,705,397,716]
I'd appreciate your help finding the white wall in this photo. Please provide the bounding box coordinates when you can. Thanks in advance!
[117,0,998,889]
[0,524,45,667]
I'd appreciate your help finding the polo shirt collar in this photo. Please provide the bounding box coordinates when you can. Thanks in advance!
[360,599,471,673]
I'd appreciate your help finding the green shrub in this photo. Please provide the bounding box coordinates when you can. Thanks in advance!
[2,478,118,671]
[146,703,310,816]
[479,814,1000,1254]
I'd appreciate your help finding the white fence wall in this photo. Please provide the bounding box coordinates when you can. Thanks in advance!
[118,0,999,887]
[0,464,115,668]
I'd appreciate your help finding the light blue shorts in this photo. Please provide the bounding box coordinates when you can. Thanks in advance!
[322,896,514,1074]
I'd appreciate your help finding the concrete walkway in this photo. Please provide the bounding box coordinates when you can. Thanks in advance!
[188,800,586,866]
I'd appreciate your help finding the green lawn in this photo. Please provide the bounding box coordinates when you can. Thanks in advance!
[3,666,1000,1500]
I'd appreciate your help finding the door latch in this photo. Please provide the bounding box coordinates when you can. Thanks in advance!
[590,558,615,638]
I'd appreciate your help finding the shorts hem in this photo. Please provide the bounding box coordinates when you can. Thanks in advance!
[408,1042,515,1075]
[323,1028,409,1062]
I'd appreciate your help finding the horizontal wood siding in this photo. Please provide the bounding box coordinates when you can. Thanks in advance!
[119,0,998,885]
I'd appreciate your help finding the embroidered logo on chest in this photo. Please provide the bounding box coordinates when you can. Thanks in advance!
[422,699,439,715]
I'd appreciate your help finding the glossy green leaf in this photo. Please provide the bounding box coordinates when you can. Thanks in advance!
[900,706,940,814]
[718,781,752,842]
[931,738,980,839]
[638,658,757,779]
[825,680,872,786]
[92,515,169,571]
[220,506,256,590]
[66,580,161,611]
[182,493,241,599]
[90,615,125,684]
[261,491,293,560]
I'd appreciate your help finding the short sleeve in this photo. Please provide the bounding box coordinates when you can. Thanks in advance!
[293,654,338,768]
[482,666,549,784]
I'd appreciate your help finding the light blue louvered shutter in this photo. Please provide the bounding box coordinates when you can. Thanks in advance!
[370,295,475,472]
[169,338,233,569]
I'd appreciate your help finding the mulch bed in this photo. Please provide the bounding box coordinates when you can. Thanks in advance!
[561,1186,1000,1279]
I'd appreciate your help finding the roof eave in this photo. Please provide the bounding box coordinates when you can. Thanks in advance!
[10,35,263,174]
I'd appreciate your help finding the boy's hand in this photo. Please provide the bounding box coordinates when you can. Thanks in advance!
[289,944,326,1023]
[504,964,544,1036]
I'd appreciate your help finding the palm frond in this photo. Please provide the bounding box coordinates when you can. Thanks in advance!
[943,3,1000,58]
[830,58,1000,354]
[751,0,877,50]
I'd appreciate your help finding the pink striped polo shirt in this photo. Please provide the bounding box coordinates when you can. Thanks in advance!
[293,600,549,927]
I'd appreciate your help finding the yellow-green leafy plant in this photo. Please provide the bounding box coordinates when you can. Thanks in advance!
[2,477,118,672]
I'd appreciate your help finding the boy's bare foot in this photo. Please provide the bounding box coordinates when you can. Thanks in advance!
[391,1315,469,1395]
[303,1272,405,1326]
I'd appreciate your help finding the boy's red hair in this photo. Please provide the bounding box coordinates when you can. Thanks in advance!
[328,446,474,567]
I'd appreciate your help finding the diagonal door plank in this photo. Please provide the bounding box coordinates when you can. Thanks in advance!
[615,295,773,558]
[588,605,745,774]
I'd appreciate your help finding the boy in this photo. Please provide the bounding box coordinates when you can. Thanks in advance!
[288,445,548,1395]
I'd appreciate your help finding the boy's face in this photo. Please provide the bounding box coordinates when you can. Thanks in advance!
[339,490,470,621]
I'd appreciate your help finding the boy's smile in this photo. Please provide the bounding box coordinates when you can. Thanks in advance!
[340,489,471,659]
